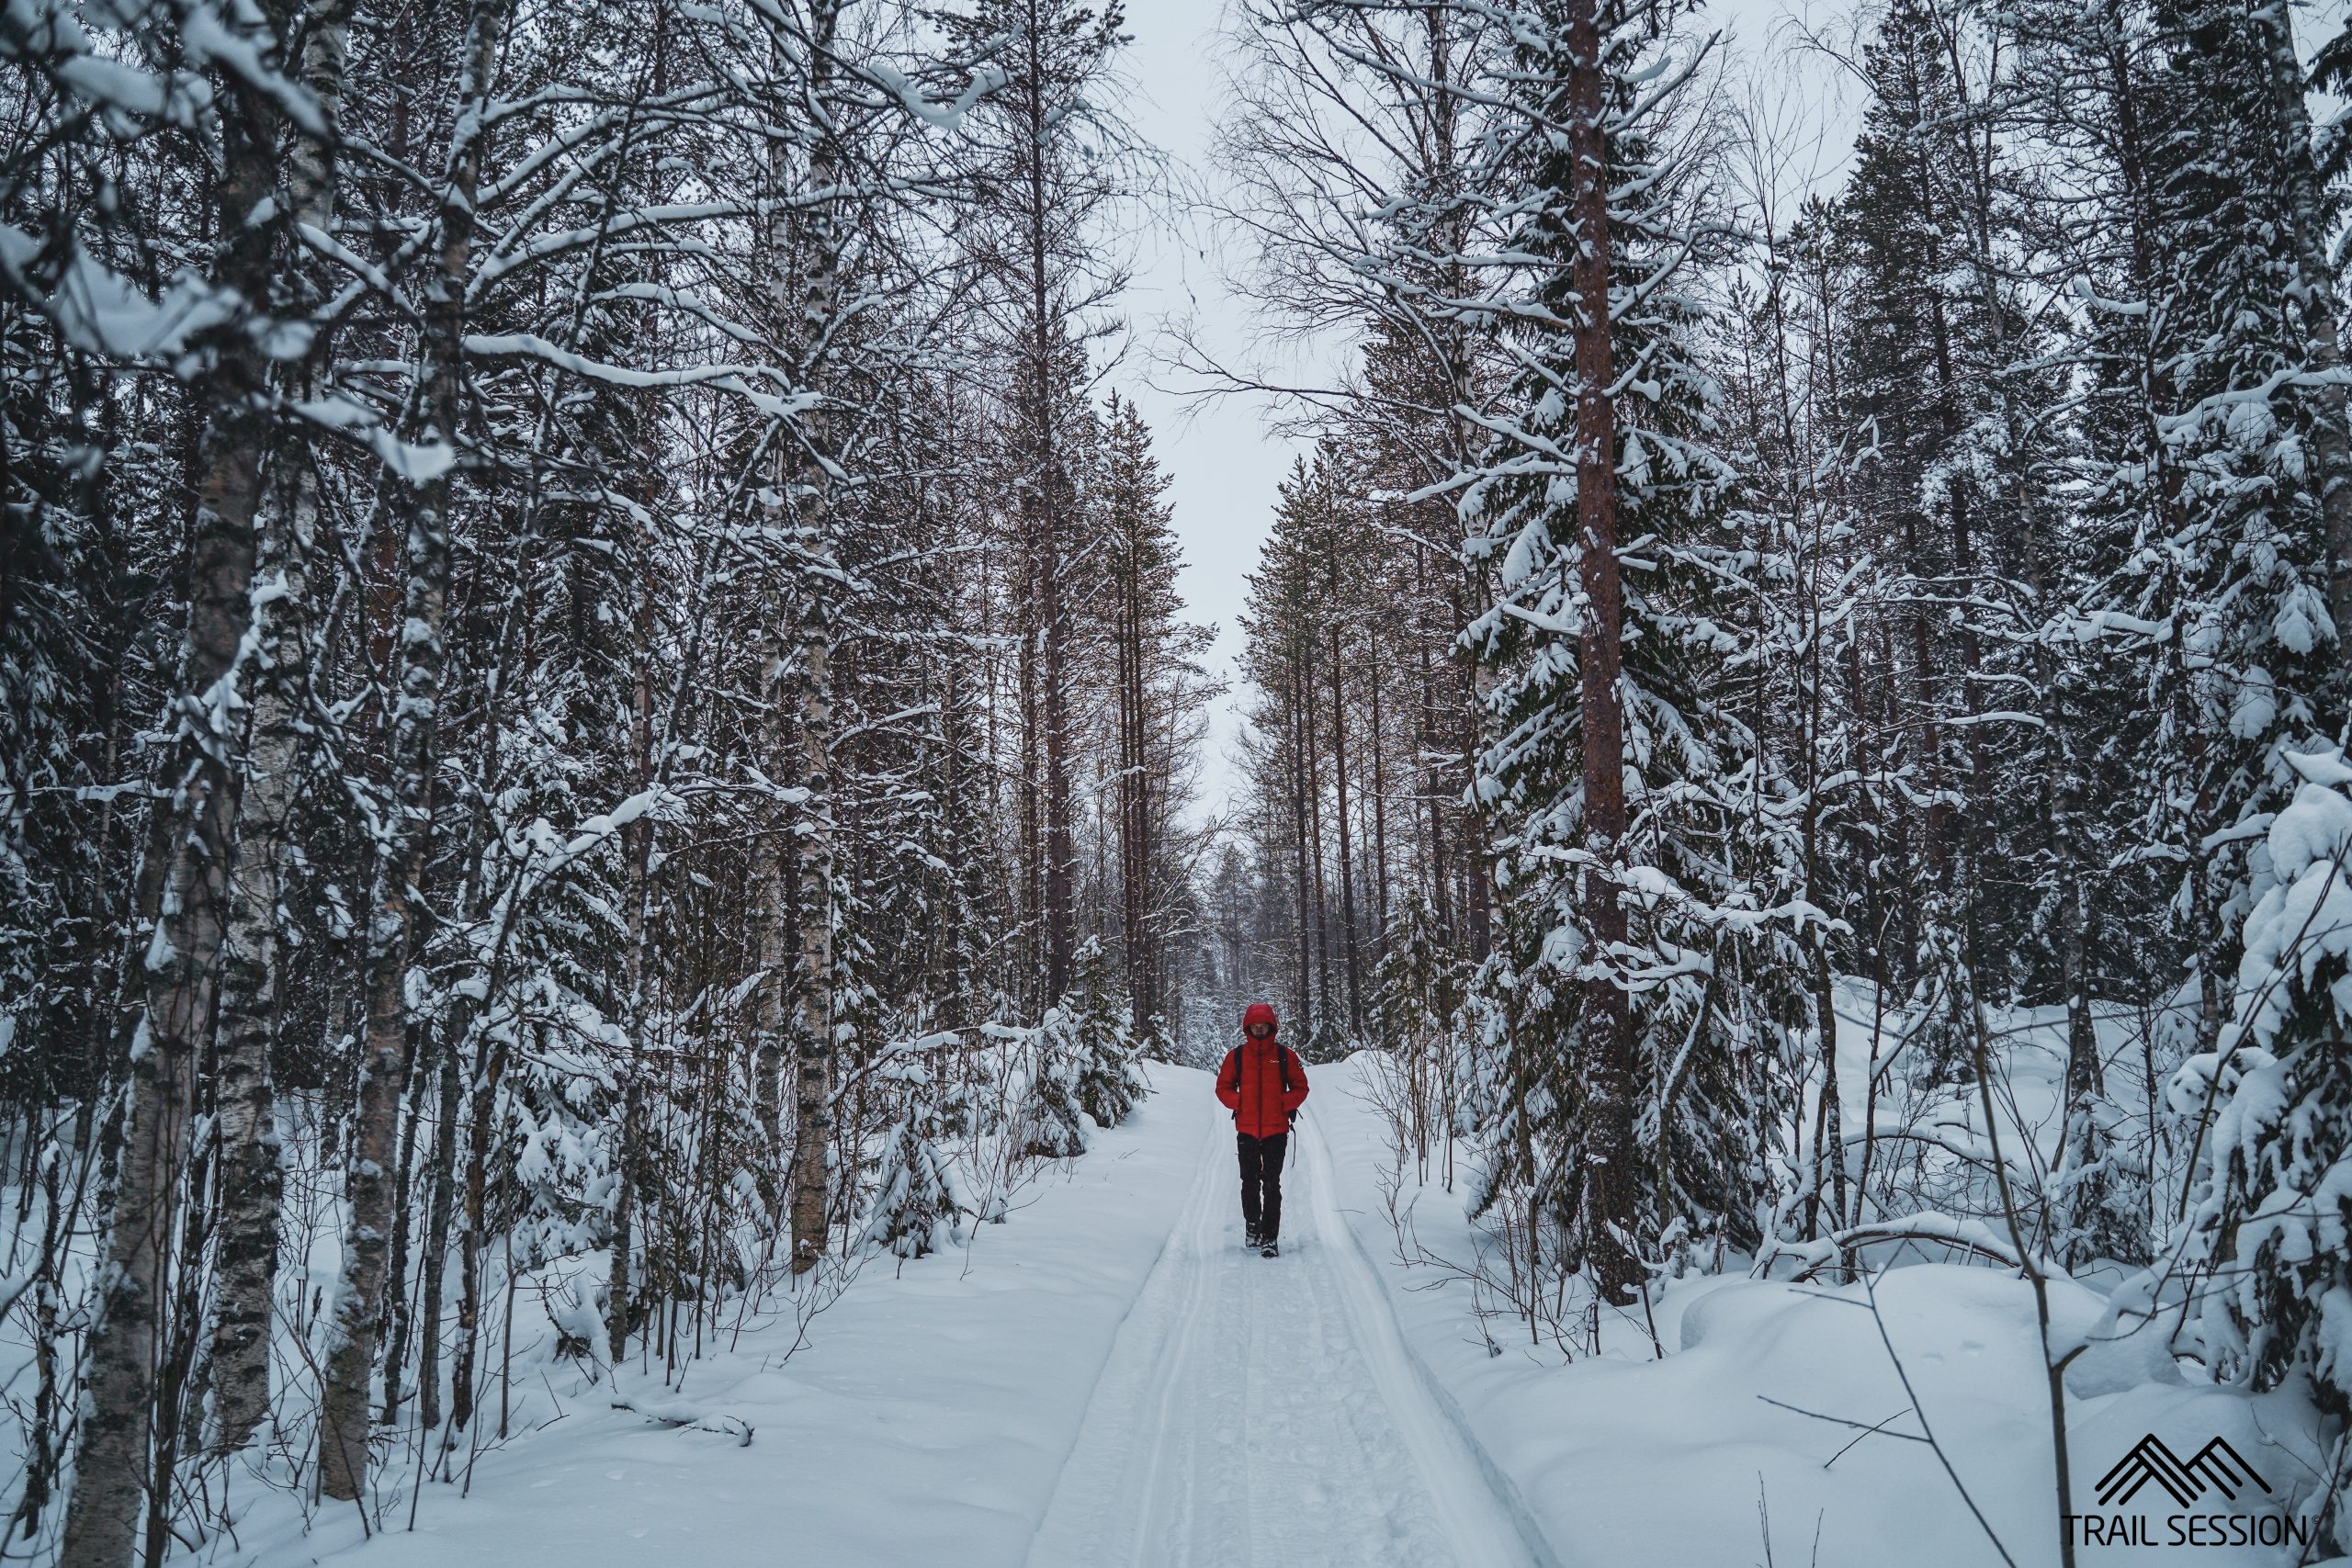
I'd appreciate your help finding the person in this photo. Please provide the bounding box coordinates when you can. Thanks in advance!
[1216,1002,1308,1257]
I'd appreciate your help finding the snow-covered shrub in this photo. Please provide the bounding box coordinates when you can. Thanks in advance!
[1019,1011,1091,1159]
[1075,1029,1144,1129]
[1131,1010,1180,1066]
[2048,1089,2150,1269]
[863,1113,969,1259]
[1901,905,1983,1087]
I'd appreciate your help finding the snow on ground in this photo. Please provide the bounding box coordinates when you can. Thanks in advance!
[200,1047,2338,1568]
[1028,1071,1545,1568]
[215,1063,1215,1568]
[1317,1053,2336,1568]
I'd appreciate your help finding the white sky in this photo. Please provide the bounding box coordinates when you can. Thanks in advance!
[1104,0,1860,824]
[1106,0,1285,828]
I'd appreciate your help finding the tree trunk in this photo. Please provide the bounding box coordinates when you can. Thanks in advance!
[209,0,357,1411]
[1451,569,1492,961]
[754,614,792,1155]
[1564,0,1639,1305]
[61,49,289,1567]
[318,0,503,1500]
[1019,544,1044,1010]
[1303,636,1333,1034]
[1812,947,1849,1238]
[1413,541,1453,942]
[787,1,844,1275]
[1006,0,1079,1005]
[413,1040,460,1437]
[1329,620,1363,1039]
[375,1063,423,1424]
[611,522,657,1361]
[1118,538,1151,1027]
[206,450,308,1452]
[1367,623,1392,943]
[1290,654,1315,1032]
[787,544,836,1274]
[449,1028,507,1436]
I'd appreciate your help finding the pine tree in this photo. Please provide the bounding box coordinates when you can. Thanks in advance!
[1457,0,1809,1293]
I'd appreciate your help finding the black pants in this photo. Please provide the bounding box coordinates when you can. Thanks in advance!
[1238,1133,1288,1242]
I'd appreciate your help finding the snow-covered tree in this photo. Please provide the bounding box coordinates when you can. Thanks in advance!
[864,1065,973,1259]
[1019,1014,1092,1158]
[1066,937,1148,1128]
[1453,0,1811,1297]
[2181,749,2352,1546]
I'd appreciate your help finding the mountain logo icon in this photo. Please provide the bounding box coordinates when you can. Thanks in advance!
[2095,1435,2272,1509]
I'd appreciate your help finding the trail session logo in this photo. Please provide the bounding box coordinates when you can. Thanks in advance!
[2065,1433,2306,1550]
[2096,1435,2269,1508]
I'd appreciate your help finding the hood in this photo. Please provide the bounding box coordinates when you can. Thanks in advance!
[1242,1002,1279,1035]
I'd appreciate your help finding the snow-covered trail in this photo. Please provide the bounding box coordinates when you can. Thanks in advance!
[1025,1107,1554,1568]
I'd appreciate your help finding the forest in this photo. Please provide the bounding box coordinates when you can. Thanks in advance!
[9,0,2352,1561]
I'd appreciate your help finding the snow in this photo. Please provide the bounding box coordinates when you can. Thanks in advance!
[1314,1052,2340,1568]
[219,1067,1213,1568]
[180,1054,2338,1568]
[1029,1094,1548,1568]
[459,333,808,414]
[0,223,238,361]
[292,397,458,485]
[857,57,1008,132]
[2231,780,2352,1054]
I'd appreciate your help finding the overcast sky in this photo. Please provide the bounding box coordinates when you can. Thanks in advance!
[1102,0,1860,824]
[1102,0,1283,828]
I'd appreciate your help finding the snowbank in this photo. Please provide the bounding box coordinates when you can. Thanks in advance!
[1311,1053,2335,1568]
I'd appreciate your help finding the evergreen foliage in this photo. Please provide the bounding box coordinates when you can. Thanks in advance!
[1019,1016,1093,1160]
[1067,938,1148,1128]
[1453,0,1808,1263]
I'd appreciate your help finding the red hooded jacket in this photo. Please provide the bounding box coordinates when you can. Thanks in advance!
[1217,1002,1308,1138]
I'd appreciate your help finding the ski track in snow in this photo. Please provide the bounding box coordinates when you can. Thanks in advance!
[1025,1108,1551,1568]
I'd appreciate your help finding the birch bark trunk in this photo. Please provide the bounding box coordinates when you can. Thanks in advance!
[62,30,303,1563]
[209,0,354,1418]
[786,0,845,1276]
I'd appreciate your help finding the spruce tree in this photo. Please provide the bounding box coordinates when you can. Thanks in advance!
[864,1070,973,1260]
[2158,0,2352,1532]
[1067,936,1148,1128]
